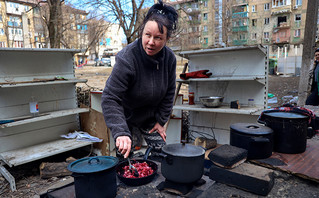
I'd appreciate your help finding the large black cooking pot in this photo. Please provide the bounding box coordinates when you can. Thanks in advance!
[262,112,308,154]
[230,123,274,160]
[67,156,118,198]
[160,142,205,184]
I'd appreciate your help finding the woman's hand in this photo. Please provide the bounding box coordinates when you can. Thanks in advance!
[116,136,132,158]
[149,122,166,141]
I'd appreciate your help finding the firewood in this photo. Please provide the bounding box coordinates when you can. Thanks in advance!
[39,162,72,179]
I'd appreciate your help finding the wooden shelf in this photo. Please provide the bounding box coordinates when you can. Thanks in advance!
[0,79,87,88]
[0,108,89,128]
[0,139,92,167]
[173,104,264,115]
[176,76,265,85]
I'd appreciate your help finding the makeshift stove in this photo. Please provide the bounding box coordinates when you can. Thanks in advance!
[156,178,206,196]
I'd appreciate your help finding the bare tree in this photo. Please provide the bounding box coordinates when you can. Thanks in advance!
[83,0,152,44]
[38,0,64,48]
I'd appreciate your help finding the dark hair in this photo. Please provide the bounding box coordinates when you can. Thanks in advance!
[315,48,319,53]
[139,0,178,39]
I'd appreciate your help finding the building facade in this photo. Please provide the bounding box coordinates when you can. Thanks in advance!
[169,0,308,59]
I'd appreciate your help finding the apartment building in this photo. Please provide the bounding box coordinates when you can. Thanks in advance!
[170,0,224,50]
[0,0,41,48]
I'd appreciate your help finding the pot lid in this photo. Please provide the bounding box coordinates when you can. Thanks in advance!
[264,112,308,119]
[162,143,205,157]
[67,156,118,173]
[230,123,273,135]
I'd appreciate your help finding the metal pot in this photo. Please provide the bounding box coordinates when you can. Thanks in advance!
[230,123,274,159]
[262,112,308,154]
[160,142,205,183]
[199,96,224,107]
[67,156,118,198]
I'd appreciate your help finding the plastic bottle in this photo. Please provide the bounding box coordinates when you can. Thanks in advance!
[189,92,195,105]
[29,96,39,117]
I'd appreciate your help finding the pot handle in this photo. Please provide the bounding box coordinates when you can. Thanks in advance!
[88,157,100,165]
[251,137,270,143]
[143,147,152,160]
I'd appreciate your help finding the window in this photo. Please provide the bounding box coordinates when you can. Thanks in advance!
[203,13,208,20]
[273,0,288,7]
[252,19,257,26]
[264,18,270,25]
[295,29,301,37]
[264,32,269,38]
[33,7,39,14]
[252,33,257,40]
[252,5,256,12]
[0,15,2,22]
[204,37,208,44]
[203,25,208,32]
[264,3,270,10]
[203,1,208,7]
[295,14,301,21]
[0,28,4,35]
[24,5,29,12]
[296,0,302,6]
[0,42,5,47]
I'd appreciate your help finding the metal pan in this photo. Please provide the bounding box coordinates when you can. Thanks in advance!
[116,158,158,186]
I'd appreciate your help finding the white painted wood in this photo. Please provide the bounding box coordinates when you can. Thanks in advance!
[173,104,263,115]
[0,49,79,83]
[176,76,265,85]
[177,45,268,144]
[0,108,89,128]
[0,84,78,119]
[0,121,79,152]
[0,79,87,88]
[0,139,92,167]
[166,118,182,143]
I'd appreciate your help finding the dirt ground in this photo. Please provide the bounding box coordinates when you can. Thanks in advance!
[0,65,311,197]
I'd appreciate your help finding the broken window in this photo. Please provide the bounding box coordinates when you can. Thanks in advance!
[277,16,287,27]
[295,14,301,21]
[252,19,257,26]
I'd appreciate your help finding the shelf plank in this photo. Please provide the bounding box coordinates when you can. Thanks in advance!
[176,76,265,84]
[0,108,89,128]
[173,104,264,115]
[0,79,87,88]
[0,139,92,167]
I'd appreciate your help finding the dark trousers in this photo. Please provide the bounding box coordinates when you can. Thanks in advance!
[306,88,319,106]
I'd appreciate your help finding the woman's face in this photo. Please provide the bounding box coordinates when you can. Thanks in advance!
[142,20,168,56]
[315,52,319,61]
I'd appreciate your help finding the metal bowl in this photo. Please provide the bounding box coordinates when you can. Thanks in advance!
[199,96,224,108]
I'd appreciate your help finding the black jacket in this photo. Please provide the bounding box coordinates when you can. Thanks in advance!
[101,39,176,140]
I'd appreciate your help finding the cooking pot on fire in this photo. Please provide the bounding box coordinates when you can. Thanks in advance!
[230,123,274,160]
[158,141,206,184]
[67,156,118,198]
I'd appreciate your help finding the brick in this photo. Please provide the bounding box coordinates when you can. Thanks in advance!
[208,144,247,169]
[209,163,274,196]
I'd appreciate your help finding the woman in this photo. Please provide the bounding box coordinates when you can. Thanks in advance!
[101,0,178,158]
[306,48,319,105]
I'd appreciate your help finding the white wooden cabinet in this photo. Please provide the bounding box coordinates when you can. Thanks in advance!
[174,45,268,144]
[0,48,91,191]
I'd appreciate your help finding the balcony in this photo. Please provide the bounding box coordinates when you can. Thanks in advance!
[274,22,290,29]
[233,0,248,6]
[188,20,201,25]
[271,6,291,15]
[232,26,248,32]
[232,12,249,19]
[233,39,248,45]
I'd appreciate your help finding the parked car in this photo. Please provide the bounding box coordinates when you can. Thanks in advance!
[95,58,111,67]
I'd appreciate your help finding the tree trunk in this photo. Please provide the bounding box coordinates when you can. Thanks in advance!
[297,0,319,106]
[48,0,63,48]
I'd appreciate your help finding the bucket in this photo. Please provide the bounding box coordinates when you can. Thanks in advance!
[68,156,118,198]
[263,112,308,154]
